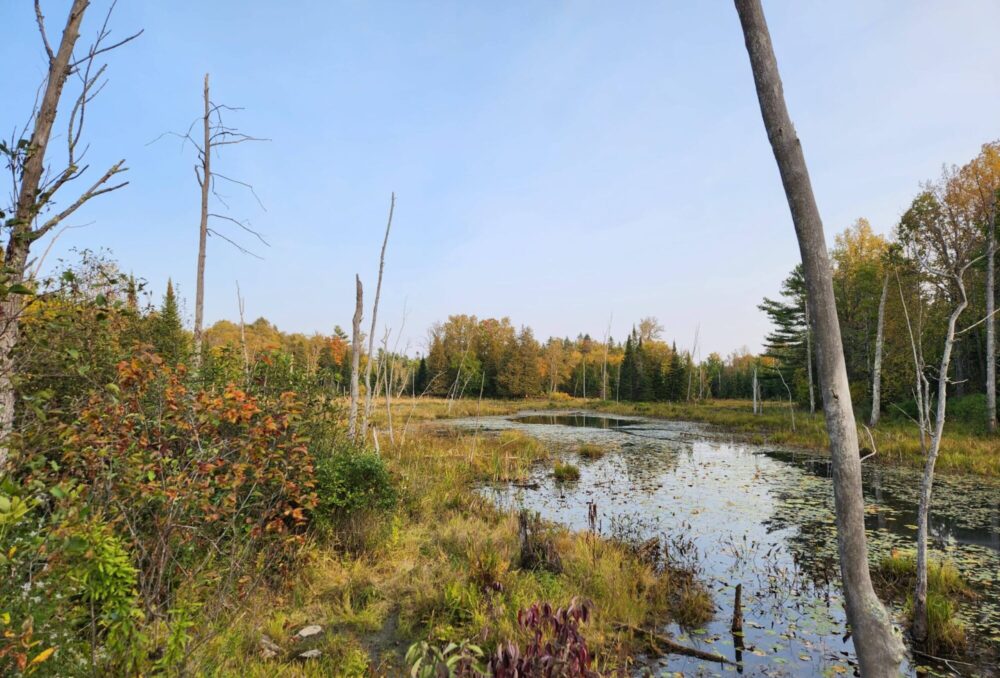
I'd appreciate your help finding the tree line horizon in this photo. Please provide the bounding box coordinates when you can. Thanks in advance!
[133,139,997,431]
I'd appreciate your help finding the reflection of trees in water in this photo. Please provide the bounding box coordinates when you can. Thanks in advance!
[765,451,1000,551]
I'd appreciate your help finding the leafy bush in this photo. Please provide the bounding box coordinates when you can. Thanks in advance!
[61,353,317,602]
[405,638,486,677]
[489,599,598,677]
[315,449,397,518]
[945,393,988,428]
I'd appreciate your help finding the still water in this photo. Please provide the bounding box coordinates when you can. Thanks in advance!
[455,411,1000,677]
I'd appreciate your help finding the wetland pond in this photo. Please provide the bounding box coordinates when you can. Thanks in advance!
[454,411,1000,677]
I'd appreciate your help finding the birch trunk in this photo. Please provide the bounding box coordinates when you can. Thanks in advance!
[870,275,889,427]
[734,2,904,674]
[987,206,996,434]
[193,74,210,369]
[913,280,968,642]
[349,276,363,442]
[1,0,90,469]
[361,193,395,439]
[805,300,815,415]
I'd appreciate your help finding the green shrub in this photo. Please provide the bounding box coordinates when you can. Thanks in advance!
[316,450,397,518]
[945,393,988,428]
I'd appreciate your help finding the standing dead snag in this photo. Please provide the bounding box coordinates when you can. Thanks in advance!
[0,0,140,469]
[360,193,395,440]
[870,274,889,427]
[349,276,363,442]
[155,73,268,369]
[733,1,905,675]
[896,172,982,644]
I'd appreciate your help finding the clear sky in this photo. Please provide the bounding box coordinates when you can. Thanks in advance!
[4,1,1000,357]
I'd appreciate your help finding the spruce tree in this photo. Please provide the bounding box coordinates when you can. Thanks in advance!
[154,279,188,365]
[414,357,429,395]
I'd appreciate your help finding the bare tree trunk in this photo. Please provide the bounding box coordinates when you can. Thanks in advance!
[236,281,249,380]
[193,74,210,369]
[870,275,889,427]
[805,300,815,415]
[734,2,904,674]
[987,208,997,434]
[382,328,395,445]
[2,0,133,469]
[361,193,395,439]
[913,279,968,642]
[349,276,363,442]
[601,314,612,400]
[752,367,759,415]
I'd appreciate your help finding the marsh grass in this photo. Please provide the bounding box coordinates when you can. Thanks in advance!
[552,460,581,482]
[190,421,714,675]
[368,396,999,476]
[577,442,606,460]
[875,551,973,653]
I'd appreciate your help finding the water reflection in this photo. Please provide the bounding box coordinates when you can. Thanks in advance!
[455,411,1000,677]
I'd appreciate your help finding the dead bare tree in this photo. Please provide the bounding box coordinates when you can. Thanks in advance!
[349,276,363,442]
[360,193,395,440]
[686,324,699,401]
[869,273,889,427]
[235,281,249,380]
[897,175,982,644]
[153,74,268,369]
[0,0,140,469]
[600,313,612,400]
[733,1,905,674]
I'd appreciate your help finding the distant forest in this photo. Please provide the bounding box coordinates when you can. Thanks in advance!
[174,141,1000,428]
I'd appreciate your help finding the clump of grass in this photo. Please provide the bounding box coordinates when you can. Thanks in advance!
[552,461,581,482]
[875,550,971,653]
[670,581,716,629]
[577,443,605,461]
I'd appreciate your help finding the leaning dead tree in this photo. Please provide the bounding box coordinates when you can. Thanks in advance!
[360,193,395,440]
[733,1,905,675]
[0,0,140,469]
[156,73,268,368]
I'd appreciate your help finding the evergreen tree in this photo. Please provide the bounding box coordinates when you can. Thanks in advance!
[758,265,811,402]
[153,279,188,365]
[664,342,686,401]
[414,357,429,395]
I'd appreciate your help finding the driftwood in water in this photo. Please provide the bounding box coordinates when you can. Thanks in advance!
[614,623,733,665]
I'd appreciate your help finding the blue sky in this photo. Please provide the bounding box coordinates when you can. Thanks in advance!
[4,1,1000,356]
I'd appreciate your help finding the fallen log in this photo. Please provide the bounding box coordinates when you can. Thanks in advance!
[613,622,733,665]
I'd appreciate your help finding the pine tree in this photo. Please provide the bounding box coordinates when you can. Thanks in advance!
[414,357,429,395]
[758,265,811,402]
[664,342,686,401]
[154,279,188,365]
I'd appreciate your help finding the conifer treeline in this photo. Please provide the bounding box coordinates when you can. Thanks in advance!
[183,140,1000,422]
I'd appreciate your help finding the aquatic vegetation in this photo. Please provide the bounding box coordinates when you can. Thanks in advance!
[577,442,606,460]
[552,461,581,482]
[875,551,972,653]
[474,410,1000,675]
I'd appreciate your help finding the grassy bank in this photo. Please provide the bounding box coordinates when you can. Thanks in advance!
[191,425,714,676]
[365,395,1000,477]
